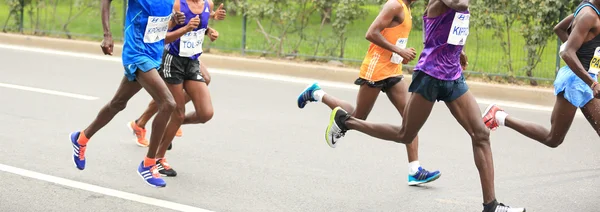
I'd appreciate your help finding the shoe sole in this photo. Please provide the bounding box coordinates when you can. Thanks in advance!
[69,132,84,170]
[137,170,166,188]
[408,173,442,186]
[297,82,318,109]
[127,122,148,147]
[325,107,340,148]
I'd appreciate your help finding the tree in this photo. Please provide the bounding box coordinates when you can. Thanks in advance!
[519,0,566,85]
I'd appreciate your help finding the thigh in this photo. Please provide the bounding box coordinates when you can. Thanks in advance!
[136,68,174,103]
[199,60,211,85]
[445,91,487,136]
[111,75,143,102]
[183,80,213,113]
[580,98,600,135]
[353,84,381,120]
[385,79,410,117]
[399,92,435,139]
[167,83,186,110]
[548,93,578,139]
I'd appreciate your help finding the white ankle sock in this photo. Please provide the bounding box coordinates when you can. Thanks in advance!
[408,161,420,175]
[496,111,508,126]
[313,90,326,102]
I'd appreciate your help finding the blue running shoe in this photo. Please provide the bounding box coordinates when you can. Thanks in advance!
[69,131,86,170]
[297,82,321,109]
[408,167,441,186]
[137,161,166,188]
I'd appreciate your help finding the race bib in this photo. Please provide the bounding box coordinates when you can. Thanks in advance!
[447,13,470,46]
[143,15,172,43]
[588,47,600,75]
[179,28,207,57]
[391,38,409,64]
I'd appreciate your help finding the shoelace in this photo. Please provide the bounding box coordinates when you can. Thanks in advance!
[150,166,161,178]
[494,203,510,212]
[78,145,87,160]
[160,159,172,170]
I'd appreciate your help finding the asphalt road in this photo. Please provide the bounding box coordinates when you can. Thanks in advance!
[0,45,598,212]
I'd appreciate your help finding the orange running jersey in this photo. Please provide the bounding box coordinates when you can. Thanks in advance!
[359,0,412,82]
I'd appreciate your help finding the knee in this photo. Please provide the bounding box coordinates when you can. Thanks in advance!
[172,106,186,122]
[108,99,128,112]
[546,136,565,148]
[397,129,417,144]
[194,109,214,123]
[157,97,176,113]
[470,127,491,147]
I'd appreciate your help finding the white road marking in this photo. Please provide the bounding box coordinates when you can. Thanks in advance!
[0,43,560,113]
[0,82,98,100]
[0,163,214,212]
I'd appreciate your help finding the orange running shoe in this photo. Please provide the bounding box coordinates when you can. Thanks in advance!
[482,104,503,131]
[128,120,149,147]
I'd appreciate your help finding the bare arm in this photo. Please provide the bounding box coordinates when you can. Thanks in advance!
[554,14,574,43]
[560,11,597,87]
[439,0,469,12]
[365,1,403,54]
[165,26,192,44]
[101,0,112,37]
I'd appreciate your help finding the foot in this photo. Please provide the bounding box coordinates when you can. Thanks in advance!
[69,131,86,170]
[482,104,504,131]
[408,167,441,186]
[297,82,321,109]
[137,161,166,188]
[483,200,526,212]
[156,158,178,177]
[175,128,183,137]
[127,120,149,147]
[325,107,350,148]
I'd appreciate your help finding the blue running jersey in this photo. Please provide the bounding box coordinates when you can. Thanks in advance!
[122,0,174,79]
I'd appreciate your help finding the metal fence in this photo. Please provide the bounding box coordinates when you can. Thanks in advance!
[1,0,565,83]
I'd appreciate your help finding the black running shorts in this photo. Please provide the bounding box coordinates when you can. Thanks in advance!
[158,51,206,84]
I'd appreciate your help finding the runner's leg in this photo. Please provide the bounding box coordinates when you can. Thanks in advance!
[181,80,213,124]
[385,80,441,185]
[580,98,600,136]
[445,91,495,203]
[156,83,185,159]
[343,93,434,143]
[483,94,576,148]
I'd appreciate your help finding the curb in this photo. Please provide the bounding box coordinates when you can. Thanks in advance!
[0,33,556,106]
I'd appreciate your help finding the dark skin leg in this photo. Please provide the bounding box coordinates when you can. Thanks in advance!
[83,69,175,159]
[321,84,379,119]
[385,81,419,162]
[580,98,600,136]
[344,92,434,144]
[156,83,186,159]
[444,91,495,203]
[136,61,209,128]
[136,93,191,129]
[323,82,420,163]
[182,80,214,125]
[504,93,576,148]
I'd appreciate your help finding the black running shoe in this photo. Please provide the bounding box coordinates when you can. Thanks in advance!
[156,158,177,177]
[483,200,525,212]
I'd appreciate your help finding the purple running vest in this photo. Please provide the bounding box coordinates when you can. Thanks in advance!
[414,8,470,81]
[166,0,210,60]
